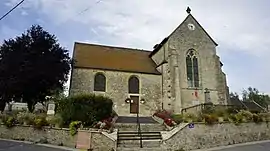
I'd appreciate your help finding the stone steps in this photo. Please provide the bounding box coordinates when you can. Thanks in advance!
[117,139,162,148]
[117,131,162,148]
[115,123,166,132]
[117,147,164,151]
[118,131,162,141]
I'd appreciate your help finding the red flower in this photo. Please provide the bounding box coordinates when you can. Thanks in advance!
[164,118,174,127]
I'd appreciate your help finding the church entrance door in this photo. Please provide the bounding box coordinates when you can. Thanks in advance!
[130,96,139,114]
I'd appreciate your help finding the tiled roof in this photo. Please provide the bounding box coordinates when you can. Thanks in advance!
[73,42,161,75]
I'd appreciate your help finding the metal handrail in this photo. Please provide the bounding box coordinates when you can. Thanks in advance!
[136,104,143,148]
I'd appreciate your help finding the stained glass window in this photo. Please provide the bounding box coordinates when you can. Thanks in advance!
[186,50,199,87]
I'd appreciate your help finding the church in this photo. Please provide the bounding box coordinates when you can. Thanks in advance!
[69,8,229,116]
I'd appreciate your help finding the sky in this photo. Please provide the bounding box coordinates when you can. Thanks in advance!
[0,0,270,96]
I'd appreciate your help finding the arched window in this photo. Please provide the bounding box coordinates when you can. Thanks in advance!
[186,50,199,87]
[94,73,106,92]
[128,76,139,94]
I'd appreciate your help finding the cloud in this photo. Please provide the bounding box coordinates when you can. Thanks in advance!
[3,0,270,95]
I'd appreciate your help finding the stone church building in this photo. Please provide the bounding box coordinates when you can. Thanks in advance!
[69,9,229,116]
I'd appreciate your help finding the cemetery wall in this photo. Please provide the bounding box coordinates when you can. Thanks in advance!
[0,125,115,150]
[163,122,270,150]
[0,123,270,150]
[0,125,76,147]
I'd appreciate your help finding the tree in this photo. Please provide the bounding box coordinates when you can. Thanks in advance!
[229,92,241,103]
[0,25,72,112]
[242,87,270,108]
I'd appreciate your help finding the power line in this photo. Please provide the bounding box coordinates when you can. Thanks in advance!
[77,0,103,16]
[0,0,25,21]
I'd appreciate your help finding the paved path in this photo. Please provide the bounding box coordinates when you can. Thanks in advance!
[0,140,75,151]
[216,142,270,151]
[200,141,270,151]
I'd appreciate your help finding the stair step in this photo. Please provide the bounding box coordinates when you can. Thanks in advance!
[115,123,166,132]
[117,140,161,148]
[118,137,161,141]
[118,135,161,138]
[118,133,161,136]
[118,131,161,134]
[117,147,164,151]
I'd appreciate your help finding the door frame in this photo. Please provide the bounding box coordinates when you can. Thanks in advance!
[129,94,140,114]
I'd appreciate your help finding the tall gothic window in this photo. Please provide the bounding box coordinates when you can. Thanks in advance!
[128,76,139,94]
[186,50,199,87]
[94,73,106,92]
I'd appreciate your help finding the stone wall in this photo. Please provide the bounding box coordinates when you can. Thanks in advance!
[150,14,229,112]
[70,68,162,116]
[0,125,116,151]
[91,131,116,151]
[1,123,270,151]
[163,122,270,150]
[0,125,75,147]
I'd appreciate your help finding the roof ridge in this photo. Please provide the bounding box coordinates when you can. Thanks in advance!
[75,41,151,53]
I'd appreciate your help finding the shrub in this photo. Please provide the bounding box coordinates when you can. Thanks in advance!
[56,94,113,127]
[69,121,82,136]
[203,114,218,125]
[226,107,240,114]
[47,114,63,128]
[183,113,198,122]
[258,113,270,122]
[222,113,229,121]
[16,112,36,125]
[0,113,3,124]
[235,113,244,123]
[33,115,48,129]
[171,114,184,124]
[201,103,215,114]
[228,114,237,123]
[215,109,227,117]
[2,115,17,128]
[253,114,263,123]
[237,110,253,122]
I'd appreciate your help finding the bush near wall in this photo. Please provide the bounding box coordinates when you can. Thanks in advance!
[154,108,270,126]
[56,93,113,127]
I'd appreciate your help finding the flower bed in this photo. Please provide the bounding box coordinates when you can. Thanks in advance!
[153,110,177,128]
[94,115,118,131]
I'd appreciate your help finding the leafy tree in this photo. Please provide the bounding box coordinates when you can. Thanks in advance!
[0,25,72,112]
[242,87,270,108]
[229,92,240,102]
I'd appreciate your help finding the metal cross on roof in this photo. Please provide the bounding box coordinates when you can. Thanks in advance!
[186,7,191,14]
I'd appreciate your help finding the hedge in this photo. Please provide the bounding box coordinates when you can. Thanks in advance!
[56,93,113,127]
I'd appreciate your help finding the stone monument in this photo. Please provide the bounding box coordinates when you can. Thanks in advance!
[47,101,55,115]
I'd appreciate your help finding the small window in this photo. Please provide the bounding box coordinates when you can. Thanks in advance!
[94,73,106,92]
[128,76,139,94]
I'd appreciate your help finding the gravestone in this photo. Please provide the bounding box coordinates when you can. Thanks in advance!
[47,102,55,115]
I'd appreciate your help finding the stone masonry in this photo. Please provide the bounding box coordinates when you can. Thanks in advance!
[69,9,229,116]
[1,123,270,151]
[151,13,229,113]
[70,68,162,116]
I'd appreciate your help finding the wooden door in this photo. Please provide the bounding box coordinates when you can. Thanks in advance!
[130,96,139,114]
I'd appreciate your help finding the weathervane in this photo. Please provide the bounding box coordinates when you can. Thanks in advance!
[186,7,191,14]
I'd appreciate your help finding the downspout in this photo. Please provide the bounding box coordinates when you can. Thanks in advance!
[161,45,165,110]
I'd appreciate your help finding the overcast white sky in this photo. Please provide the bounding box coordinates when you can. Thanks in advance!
[1,0,270,96]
